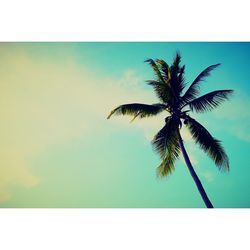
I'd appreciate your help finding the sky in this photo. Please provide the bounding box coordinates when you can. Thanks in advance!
[0,42,250,208]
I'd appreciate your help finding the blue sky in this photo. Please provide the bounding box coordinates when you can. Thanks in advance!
[0,42,249,207]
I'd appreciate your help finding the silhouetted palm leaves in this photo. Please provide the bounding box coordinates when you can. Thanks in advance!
[108,53,233,177]
[187,90,233,113]
[107,103,167,121]
[186,116,229,170]
[151,116,180,176]
[181,64,221,105]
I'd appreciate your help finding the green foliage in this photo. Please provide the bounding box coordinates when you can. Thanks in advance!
[155,59,169,81]
[144,59,165,83]
[108,52,233,177]
[146,80,173,104]
[170,52,186,96]
[181,64,221,105]
[152,117,179,158]
[187,90,233,113]
[186,117,229,170]
[107,103,167,121]
[151,116,180,177]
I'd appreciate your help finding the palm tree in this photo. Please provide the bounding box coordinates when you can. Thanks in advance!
[107,52,233,208]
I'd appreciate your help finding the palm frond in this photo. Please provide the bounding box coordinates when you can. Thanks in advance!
[146,80,173,104]
[173,52,181,68]
[181,64,221,105]
[107,103,167,120]
[186,117,229,170]
[156,153,176,177]
[187,90,233,113]
[144,59,165,83]
[155,59,169,81]
[152,116,180,177]
[169,52,186,97]
[178,65,186,92]
[152,116,178,158]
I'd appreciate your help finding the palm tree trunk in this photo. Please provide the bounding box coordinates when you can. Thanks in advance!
[177,130,214,208]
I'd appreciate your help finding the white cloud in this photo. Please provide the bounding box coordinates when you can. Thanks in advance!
[0,44,214,204]
[0,45,163,203]
[201,171,215,182]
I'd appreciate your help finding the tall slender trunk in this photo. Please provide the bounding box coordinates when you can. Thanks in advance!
[177,130,214,208]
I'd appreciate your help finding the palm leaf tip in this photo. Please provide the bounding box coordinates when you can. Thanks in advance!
[144,58,153,63]
[107,110,115,119]
[107,106,122,119]
[156,157,175,178]
[196,63,221,81]
[173,51,181,66]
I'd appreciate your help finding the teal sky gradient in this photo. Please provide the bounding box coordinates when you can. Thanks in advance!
[1,42,250,207]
